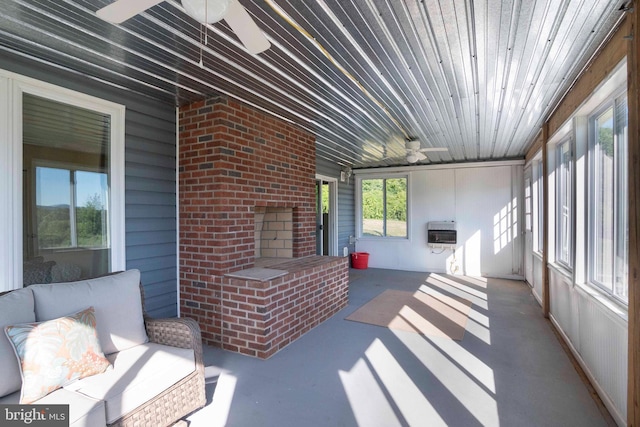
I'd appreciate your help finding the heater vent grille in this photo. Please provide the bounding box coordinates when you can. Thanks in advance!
[427,221,456,246]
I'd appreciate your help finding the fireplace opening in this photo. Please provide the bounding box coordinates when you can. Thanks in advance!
[254,207,293,266]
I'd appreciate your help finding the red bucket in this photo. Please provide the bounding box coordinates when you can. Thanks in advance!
[350,252,370,269]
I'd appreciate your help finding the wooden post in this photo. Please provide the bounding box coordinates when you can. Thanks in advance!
[542,122,550,318]
[627,2,640,425]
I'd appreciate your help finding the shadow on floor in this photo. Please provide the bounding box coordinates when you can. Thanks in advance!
[185,268,610,427]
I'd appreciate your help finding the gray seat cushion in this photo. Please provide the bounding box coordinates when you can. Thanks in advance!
[0,287,35,397]
[30,270,148,354]
[64,343,196,424]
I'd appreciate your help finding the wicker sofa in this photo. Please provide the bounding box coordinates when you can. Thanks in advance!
[0,270,206,427]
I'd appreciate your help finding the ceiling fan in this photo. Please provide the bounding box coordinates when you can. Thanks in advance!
[96,0,271,54]
[397,139,448,164]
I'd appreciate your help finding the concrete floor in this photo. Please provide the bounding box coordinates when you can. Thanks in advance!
[186,268,611,427]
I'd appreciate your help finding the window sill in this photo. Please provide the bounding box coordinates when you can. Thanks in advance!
[548,262,573,281]
[357,236,409,241]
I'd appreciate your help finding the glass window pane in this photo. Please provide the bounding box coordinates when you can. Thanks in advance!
[385,178,407,237]
[75,171,109,248]
[23,93,111,285]
[614,97,628,301]
[557,141,572,267]
[36,167,72,249]
[592,106,614,290]
[362,179,384,237]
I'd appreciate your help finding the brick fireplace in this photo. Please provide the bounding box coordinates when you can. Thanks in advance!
[178,96,348,358]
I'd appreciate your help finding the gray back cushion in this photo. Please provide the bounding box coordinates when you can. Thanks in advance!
[31,270,148,354]
[0,288,35,397]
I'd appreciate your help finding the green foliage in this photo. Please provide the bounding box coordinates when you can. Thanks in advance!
[37,193,106,249]
[361,178,407,222]
[37,207,71,248]
[77,194,105,246]
[385,178,407,222]
[362,179,384,220]
[598,126,614,157]
[321,184,329,214]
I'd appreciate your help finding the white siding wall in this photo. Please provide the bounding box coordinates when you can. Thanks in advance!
[355,162,523,278]
[549,267,628,425]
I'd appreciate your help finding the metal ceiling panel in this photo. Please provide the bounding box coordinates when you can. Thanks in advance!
[0,0,626,168]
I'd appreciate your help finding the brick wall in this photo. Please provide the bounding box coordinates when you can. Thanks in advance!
[179,95,328,355]
[178,95,316,277]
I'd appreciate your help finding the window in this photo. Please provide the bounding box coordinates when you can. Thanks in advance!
[524,178,532,232]
[532,159,544,254]
[21,93,118,285]
[360,176,407,238]
[555,139,573,268]
[0,70,125,291]
[588,94,628,303]
[34,166,108,251]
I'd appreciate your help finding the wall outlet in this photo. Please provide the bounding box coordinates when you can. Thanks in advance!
[343,247,349,257]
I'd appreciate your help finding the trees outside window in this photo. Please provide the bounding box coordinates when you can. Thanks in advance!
[360,177,407,238]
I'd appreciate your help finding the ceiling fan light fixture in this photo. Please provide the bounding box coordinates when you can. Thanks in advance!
[406,153,418,163]
[182,0,230,23]
[406,139,420,151]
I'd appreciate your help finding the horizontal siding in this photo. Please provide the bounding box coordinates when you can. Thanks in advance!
[1,52,178,318]
[316,157,356,255]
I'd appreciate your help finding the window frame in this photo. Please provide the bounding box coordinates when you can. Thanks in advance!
[356,173,409,239]
[532,158,544,255]
[587,91,628,304]
[555,137,574,270]
[0,69,126,290]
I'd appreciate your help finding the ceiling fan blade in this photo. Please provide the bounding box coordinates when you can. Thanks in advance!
[96,0,164,23]
[224,0,270,54]
[419,147,448,153]
[415,152,427,161]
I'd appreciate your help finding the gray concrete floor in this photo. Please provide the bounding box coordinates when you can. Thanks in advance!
[186,268,610,427]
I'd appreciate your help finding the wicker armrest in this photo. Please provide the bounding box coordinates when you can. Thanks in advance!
[144,316,205,382]
[110,316,206,427]
[145,317,202,351]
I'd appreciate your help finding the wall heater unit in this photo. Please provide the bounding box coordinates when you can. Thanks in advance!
[427,221,457,248]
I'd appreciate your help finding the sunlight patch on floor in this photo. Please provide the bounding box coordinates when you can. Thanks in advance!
[365,339,448,427]
[392,329,499,426]
[419,283,491,344]
[339,358,402,427]
[426,276,489,310]
[187,372,237,427]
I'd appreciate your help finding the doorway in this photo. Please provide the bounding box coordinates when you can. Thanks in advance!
[315,176,338,256]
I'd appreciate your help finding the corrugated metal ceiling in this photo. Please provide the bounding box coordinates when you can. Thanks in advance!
[0,0,626,168]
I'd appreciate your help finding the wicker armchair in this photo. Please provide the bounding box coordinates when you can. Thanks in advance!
[109,316,206,427]
[105,282,206,427]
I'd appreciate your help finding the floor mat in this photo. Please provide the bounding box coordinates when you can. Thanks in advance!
[345,288,472,340]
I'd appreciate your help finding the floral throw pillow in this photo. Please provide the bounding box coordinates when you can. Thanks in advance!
[4,306,111,404]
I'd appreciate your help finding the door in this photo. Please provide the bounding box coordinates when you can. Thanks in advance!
[315,177,337,256]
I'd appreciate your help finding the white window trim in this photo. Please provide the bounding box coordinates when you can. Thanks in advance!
[355,173,410,240]
[531,156,544,255]
[555,137,574,271]
[0,69,125,291]
[586,90,628,303]
[316,174,339,256]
